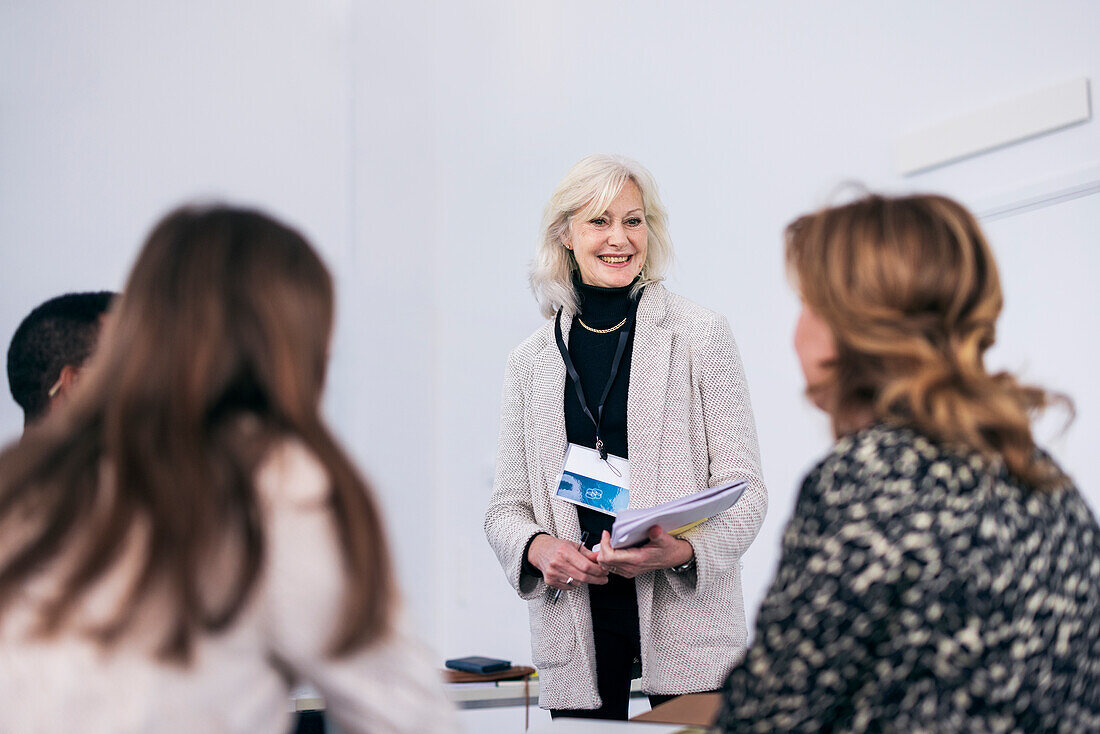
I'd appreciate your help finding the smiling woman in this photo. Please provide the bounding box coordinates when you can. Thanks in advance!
[485,154,768,720]
[529,154,673,319]
[563,179,648,290]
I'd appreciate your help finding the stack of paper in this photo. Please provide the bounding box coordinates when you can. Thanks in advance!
[609,479,748,548]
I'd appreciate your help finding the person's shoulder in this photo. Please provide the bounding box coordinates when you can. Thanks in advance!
[998,447,1096,535]
[505,320,554,371]
[659,287,722,329]
[815,423,961,490]
[255,437,330,508]
[652,286,731,351]
[799,424,962,519]
[1044,466,1097,526]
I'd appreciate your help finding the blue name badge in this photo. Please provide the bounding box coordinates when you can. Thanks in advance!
[553,443,630,516]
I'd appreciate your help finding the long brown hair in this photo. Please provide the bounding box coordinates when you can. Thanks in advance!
[0,205,395,659]
[786,192,1069,490]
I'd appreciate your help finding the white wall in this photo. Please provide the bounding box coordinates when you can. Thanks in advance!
[429,1,1100,668]
[0,0,354,420]
[2,4,1099,726]
[342,0,442,637]
[0,0,452,640]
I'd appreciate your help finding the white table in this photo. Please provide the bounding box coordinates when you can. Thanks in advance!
[293,678,647,711]
[528,719,704,733]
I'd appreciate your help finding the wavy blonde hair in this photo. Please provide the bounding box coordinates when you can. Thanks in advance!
[530,154,673,318]
[786,192,1069,490]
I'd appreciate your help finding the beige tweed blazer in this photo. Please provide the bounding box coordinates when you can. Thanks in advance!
[484,284,768,710]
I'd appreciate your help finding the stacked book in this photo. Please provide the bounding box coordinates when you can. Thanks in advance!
[609,479,748,548]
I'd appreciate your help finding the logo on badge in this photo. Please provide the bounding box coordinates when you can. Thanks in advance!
[585,487,603,501]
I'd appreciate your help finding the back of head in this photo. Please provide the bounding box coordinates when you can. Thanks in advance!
[7,291,115,425]
[785,192,1067,490]
[0,204,394,660]
[103,205,334,435]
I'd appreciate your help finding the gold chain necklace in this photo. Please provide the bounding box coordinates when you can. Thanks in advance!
[576,316,628,334]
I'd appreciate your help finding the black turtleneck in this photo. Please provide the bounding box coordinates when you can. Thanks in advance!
[565,279,636,460]
[567,278,641,620]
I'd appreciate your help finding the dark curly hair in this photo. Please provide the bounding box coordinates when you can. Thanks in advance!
[7,291,115,425]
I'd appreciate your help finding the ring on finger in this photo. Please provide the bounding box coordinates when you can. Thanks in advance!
[565,576,574,587]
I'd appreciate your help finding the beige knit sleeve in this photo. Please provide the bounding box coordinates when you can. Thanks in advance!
[483,350,549,600]
[666,314,768,597]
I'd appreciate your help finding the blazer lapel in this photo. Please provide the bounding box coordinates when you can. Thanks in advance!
[627,285,672,508]
[532,310,582,543]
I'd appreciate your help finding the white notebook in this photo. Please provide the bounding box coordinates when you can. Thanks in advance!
[608,479,747,548]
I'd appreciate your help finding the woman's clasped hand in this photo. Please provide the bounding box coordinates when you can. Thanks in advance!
[595,528,692,579]
[527,534,607,590]
[528,527,694,588]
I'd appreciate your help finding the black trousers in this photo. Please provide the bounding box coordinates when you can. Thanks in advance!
[291,711,324,734]
[551,623,640,720]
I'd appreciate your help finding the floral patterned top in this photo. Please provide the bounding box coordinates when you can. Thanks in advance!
[717,424,1100,733]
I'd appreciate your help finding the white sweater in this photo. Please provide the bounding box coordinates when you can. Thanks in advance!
[0,440,458,734]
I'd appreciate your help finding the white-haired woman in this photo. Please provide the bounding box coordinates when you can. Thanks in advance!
[485,154,768,719]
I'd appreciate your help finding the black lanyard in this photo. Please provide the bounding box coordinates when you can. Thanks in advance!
[554,308,634,460]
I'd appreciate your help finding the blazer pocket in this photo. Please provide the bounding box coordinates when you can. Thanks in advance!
[653,575,745,650]
[526,593,576,669]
